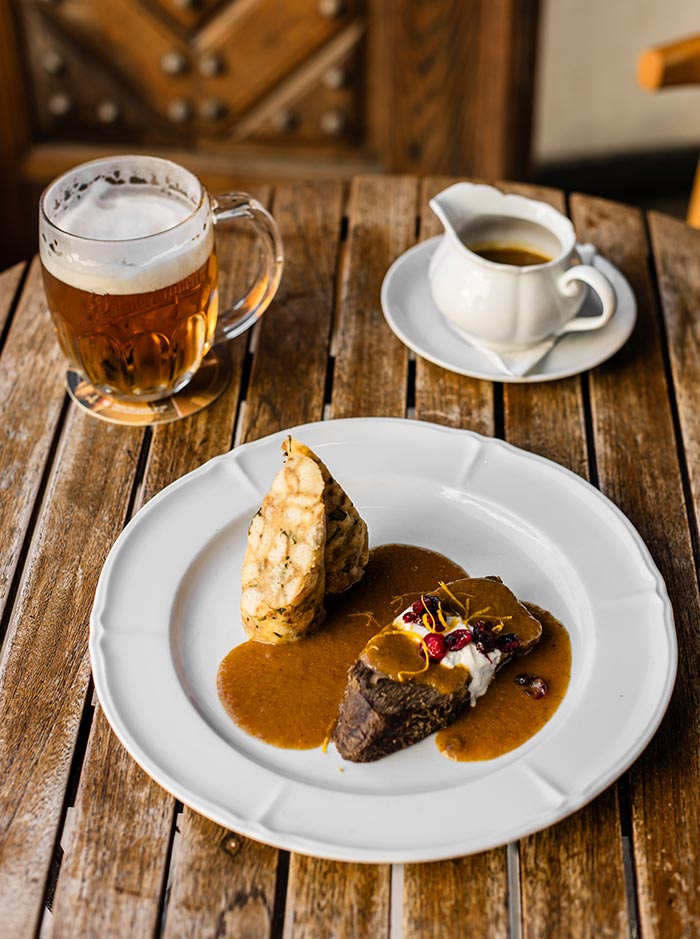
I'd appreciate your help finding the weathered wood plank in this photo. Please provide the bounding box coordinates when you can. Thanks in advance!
[163,823,279,939]
[242,180,345,439]
[404,851,509,939]
[571,193,700,937]
[330,175,417,420]
[284,857,388,939]
[415,177,494,436]
[647,212,700,537]
[50,190,275,939]
[497,180,568,207]
[503,380,589,476]
[0,259,66,630]
[51,711,175,939]
[521,789,629,939]
[0,410,145,939]
[0,260,25,338]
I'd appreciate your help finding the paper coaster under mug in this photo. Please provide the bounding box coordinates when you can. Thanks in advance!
[66,346,231,426]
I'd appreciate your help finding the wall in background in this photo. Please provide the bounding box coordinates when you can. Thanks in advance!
[534,0,700,164]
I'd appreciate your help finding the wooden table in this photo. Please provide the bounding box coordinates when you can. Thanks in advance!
[1,176,699,939]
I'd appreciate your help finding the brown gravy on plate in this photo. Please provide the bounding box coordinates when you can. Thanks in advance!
[218,544,466,749]
[437,602,570,761]
[217,544,571,760]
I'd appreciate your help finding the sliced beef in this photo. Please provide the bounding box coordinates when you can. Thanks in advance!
[332,576,542,762]
[332,660,472,762]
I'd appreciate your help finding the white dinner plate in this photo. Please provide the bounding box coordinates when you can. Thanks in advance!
[381,238,637,382]
[90,418,676,863]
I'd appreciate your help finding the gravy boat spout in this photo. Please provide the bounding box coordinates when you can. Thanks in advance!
[428,183,495,248]
[428,181,577,255]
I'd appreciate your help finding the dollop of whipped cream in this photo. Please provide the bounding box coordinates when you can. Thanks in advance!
[393,606,502,703]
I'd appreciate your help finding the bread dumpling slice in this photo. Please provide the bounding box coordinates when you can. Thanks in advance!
[283,436,369,594]
[240,448,326,643]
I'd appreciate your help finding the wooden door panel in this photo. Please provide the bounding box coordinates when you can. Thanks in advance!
[16,0,363,143]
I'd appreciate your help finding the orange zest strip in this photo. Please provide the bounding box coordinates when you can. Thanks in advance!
[438,581,467,614]
[322,719,337,753]
[349,611,384,632]
[398,635,431,682]
[362,627,431,682]
[420,593,437,631]
[436,586,513,635]
[437,606,451,631]
[390,591,423,610]
[469,605,492,621]
[362,625,416,655]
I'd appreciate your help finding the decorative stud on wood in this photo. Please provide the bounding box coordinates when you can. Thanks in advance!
[323,66,346,89]
[41,50,65,75]
[96,100,120,124]
[318,0,344,19]
[320,109,345,135]
[47,92,72,117]
[271,110,295,132]
[160,50,188,76]
[199,97,226,121]
[199,53,224,77]
[167,98,192,122]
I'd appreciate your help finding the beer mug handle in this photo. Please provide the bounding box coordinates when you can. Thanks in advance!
[211,193,284,341]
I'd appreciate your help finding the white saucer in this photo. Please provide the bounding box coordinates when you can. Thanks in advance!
[380,237,637,383]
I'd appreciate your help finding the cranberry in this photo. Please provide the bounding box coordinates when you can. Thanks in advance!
[403,610,418,623]
[471,622,495,655]
[423,633,448,661]
[496,632,521,653]
[444,629,471,651]
[412,594,440,617]
[515,674,548,699]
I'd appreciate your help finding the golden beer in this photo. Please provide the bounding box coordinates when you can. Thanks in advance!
[42,253,218,400]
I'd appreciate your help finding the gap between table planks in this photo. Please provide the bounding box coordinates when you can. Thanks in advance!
[0,177,698,938]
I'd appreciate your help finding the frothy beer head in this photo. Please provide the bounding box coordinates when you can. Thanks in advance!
[40,156,219,402]
[40,155,214,295]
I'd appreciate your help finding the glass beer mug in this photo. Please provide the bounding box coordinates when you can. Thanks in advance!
[39,155,283,424]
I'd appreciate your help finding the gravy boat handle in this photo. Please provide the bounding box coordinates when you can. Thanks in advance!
[557,262,617,333]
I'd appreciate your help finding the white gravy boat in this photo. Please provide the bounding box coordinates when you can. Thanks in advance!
[428,183,617,350]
